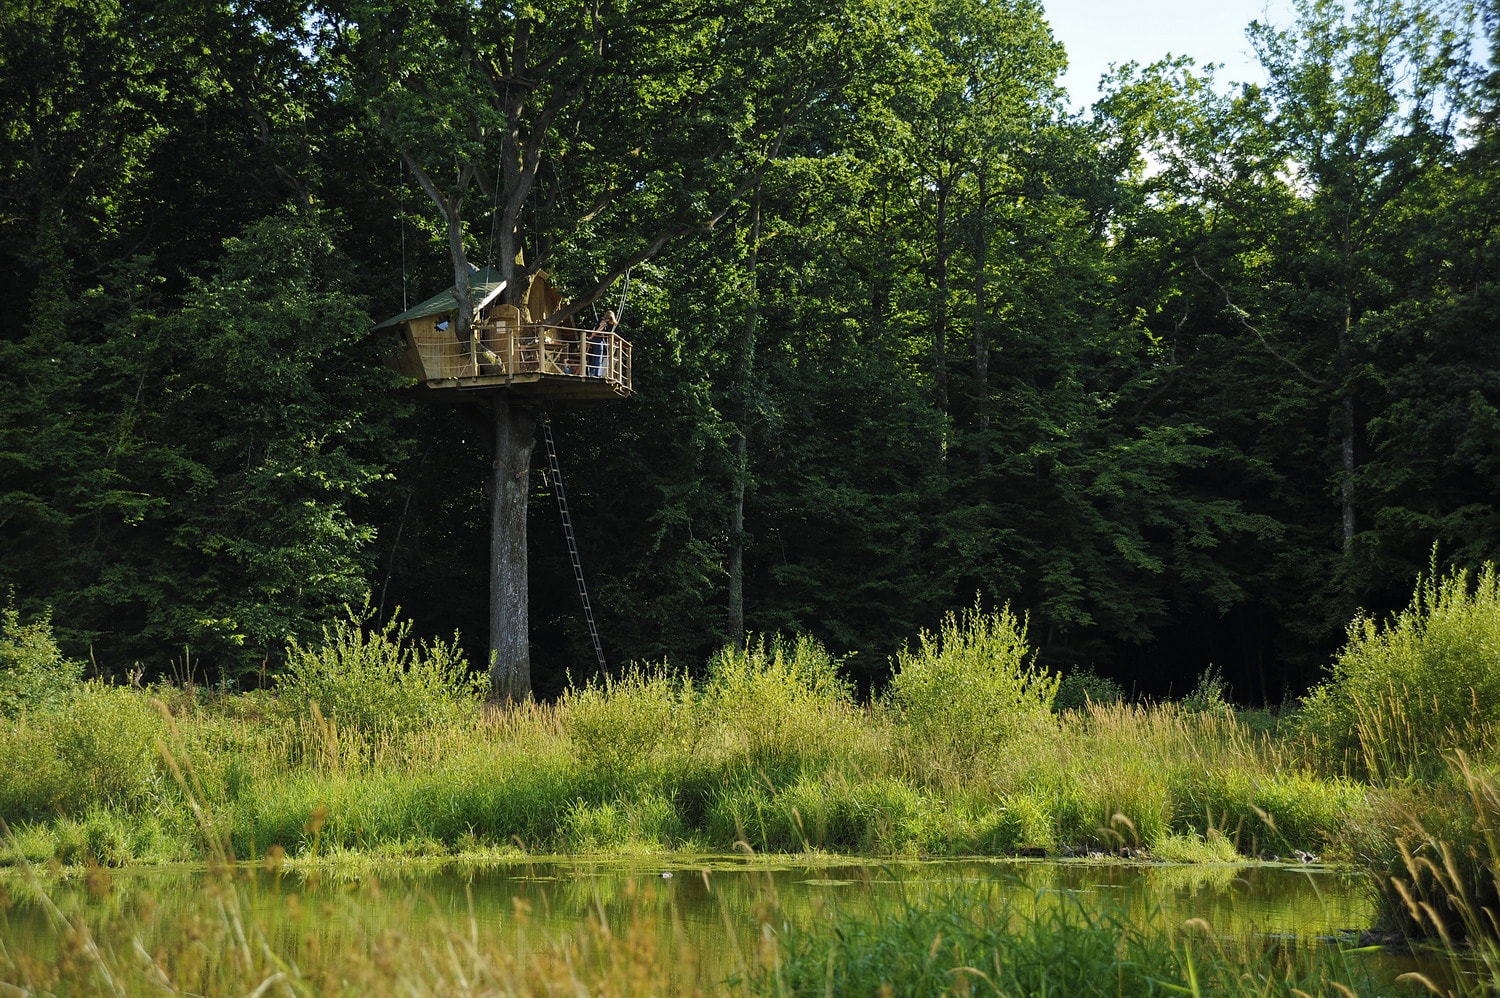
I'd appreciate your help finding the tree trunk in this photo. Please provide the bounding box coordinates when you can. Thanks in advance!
[1339,301,1355,553]
[971,171,990,436]
[728,189,762,639]
[488,394,536,701]
[932,175,951,419]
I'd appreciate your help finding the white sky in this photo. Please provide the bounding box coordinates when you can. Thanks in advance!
[1044,0,1301,108]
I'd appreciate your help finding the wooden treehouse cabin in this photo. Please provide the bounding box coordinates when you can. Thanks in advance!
[377,266,633,400]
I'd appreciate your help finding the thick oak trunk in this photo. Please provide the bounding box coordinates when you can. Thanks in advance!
[489,395,536,701]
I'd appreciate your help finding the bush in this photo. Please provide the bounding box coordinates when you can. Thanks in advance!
[701,634,857,773]
[886,604,1059,766]
[1181,665,1234,714]
[276,607,487,735]
[0,683,164,822]
[1300,562,1500,781]
[0,602,83,716]
[560,664,698,780]
[1053,667,1127,712]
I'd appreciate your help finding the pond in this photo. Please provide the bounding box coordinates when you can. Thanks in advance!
[0,855,1428,992]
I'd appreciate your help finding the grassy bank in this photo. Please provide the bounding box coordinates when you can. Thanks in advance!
[3,570,1500,945]
[6,572,1500,994]
[1,625,1358,869]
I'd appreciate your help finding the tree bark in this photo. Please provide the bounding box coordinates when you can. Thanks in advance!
[971,171,990,436]
[489,394,536,701]
[728,189,762,639]
[932,174,952,418]
[1339,301,1356,552]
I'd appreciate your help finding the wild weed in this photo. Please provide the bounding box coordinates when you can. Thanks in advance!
[1301,561,1500,782]
[277,604,486,737]
[886,603,1059,778]
[0,601,82,717]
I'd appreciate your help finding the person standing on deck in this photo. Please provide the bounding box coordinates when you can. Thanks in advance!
[588,311,617,378]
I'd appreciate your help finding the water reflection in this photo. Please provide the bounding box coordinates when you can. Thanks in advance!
[0,857,1378,982]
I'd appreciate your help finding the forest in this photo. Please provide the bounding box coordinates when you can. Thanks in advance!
[2,0,1497,703]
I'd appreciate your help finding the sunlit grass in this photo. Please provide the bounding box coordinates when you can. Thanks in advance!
[0,641,1358,869]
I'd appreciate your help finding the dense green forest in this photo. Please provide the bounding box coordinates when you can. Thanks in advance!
[2,0,1496,701]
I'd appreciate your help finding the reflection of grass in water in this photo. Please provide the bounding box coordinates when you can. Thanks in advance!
[754,879,1412,998]
[1147,859,1243,893]
[0,859,1470,995]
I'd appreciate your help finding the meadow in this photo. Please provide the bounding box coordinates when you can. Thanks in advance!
[3,566,1500,993]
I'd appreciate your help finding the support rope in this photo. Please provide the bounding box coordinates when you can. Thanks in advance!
[399,157,408,311]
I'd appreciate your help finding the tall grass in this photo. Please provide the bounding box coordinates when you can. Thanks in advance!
[0,611,1362,867]
[1301,561,1500,782]
[1342,755,1500,956]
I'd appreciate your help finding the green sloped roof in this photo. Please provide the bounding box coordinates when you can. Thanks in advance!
[374,265,506,328]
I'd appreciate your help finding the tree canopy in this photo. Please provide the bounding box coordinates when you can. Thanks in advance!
[1,0,1495,701]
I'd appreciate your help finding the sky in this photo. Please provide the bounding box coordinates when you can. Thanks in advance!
[1044,0,1300,108]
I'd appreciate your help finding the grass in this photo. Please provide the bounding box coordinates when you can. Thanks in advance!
[747,880,1415,997]
[2,584,1499,946]
[6,588,1500,992]
[0,653,1359,868]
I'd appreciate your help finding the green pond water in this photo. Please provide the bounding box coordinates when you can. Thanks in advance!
[0,856,1427,988]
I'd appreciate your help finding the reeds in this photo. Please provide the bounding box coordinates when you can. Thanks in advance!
[0,618,1361,867]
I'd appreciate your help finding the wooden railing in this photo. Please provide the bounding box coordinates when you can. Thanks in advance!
[415,322,632,393]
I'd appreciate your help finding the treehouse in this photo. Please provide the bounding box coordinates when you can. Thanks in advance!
[377,266,633,401]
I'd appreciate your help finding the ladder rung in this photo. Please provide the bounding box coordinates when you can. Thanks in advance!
[541,413,607,672]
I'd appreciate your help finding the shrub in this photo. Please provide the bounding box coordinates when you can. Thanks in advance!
[701,634,857,773]
[1053,667,1127,712]
[276,607,486,735]
[1181,665,1233,714]
[47,684,165,814]
[0,602,83,716]
[1301,562,1500,781]
[0,684,165,822]
[0,715,70,821]
[560,664,698,780]
[886,604,1059,767]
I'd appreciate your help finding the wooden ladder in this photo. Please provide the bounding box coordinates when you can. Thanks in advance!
[541,413,607,672]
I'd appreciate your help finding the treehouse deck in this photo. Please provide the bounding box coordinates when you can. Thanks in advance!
[386,318,633,400]
[377,267,633,401]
